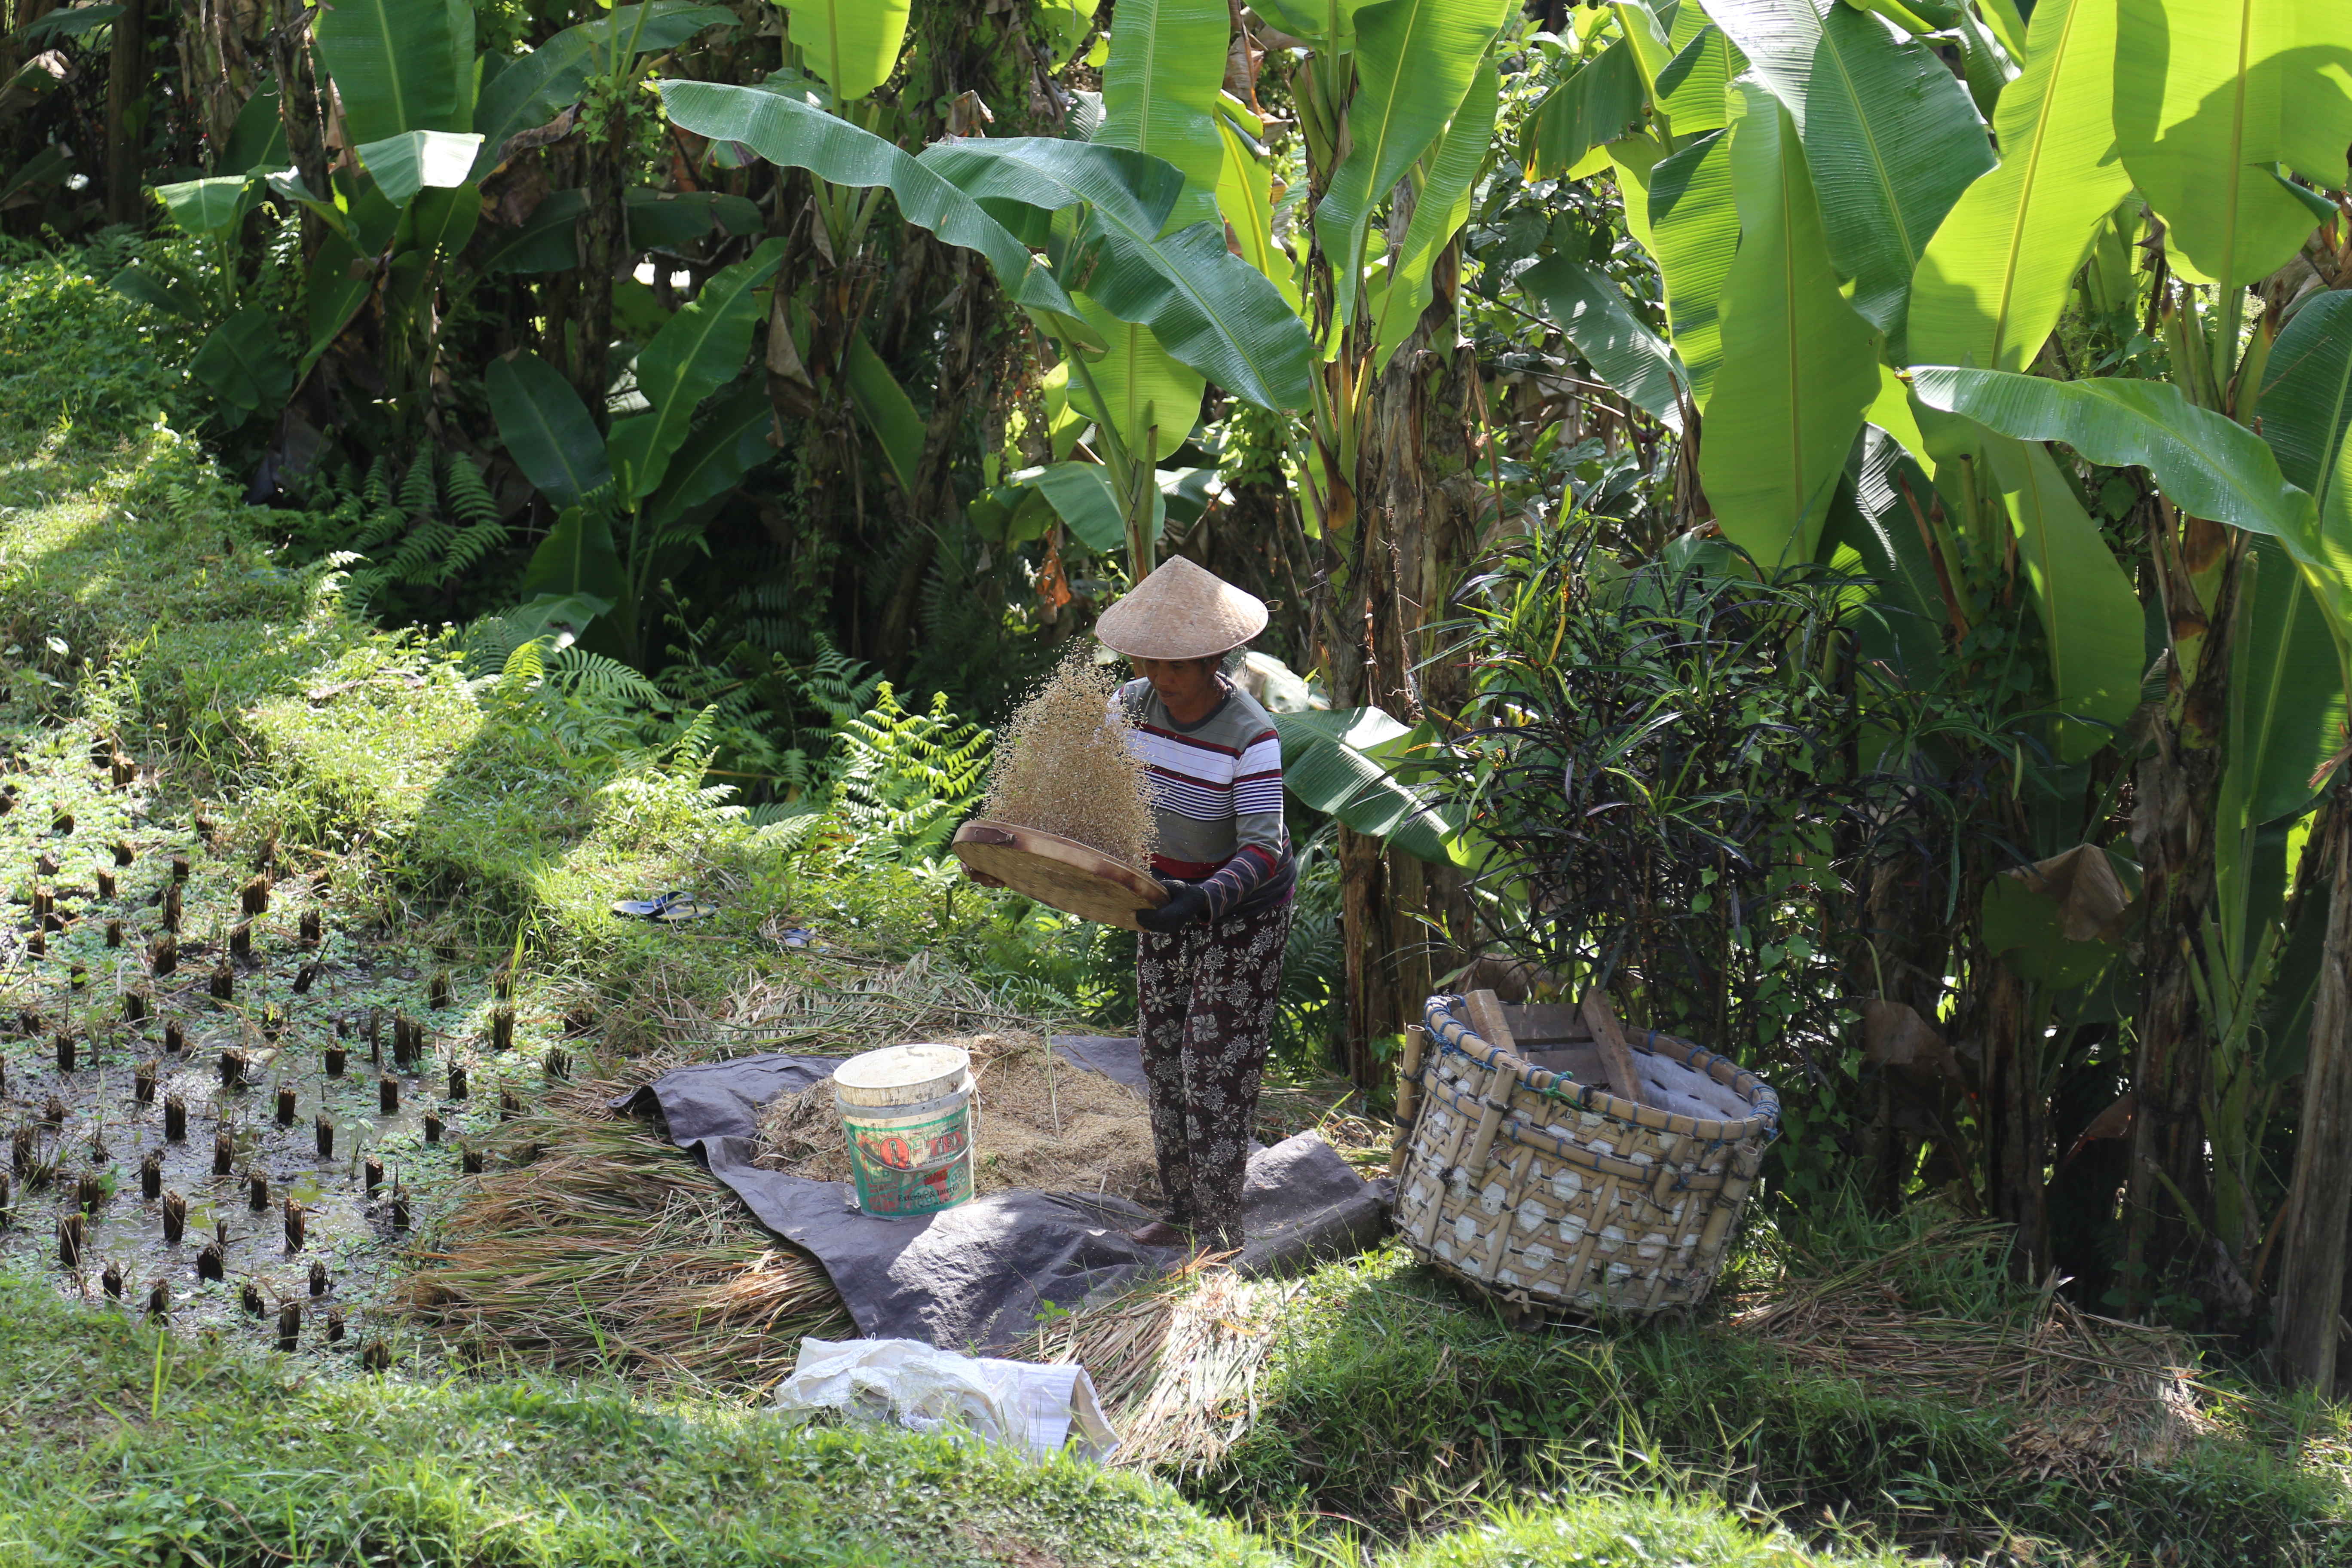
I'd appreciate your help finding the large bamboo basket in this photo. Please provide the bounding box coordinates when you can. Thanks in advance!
[1389,993,1779,1322]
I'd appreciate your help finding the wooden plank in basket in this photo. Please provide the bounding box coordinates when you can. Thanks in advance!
[951,819,1169,932]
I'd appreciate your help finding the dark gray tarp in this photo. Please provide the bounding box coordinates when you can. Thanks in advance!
[611,1036,1390,1351]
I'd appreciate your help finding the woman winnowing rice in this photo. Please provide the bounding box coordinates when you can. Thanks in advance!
[959,557,1296,1250]
[1093,557,1296,1253]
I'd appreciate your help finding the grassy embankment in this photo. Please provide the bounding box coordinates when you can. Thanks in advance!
[0,247,2347,1566]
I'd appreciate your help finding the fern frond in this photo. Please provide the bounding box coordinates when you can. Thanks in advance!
[444,453,499,528]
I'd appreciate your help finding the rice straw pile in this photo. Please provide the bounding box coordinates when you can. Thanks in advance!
[980,648,1157,872]
[756,1032,1161,1206]
[399,1068,850,1391]
[1727,1220,2208,1482]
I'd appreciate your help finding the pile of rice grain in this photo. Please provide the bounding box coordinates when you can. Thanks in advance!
[980,649,1156,873]
[755,1033,1161,1206]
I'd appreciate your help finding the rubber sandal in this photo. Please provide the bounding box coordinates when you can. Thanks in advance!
[652,897,718,924]
[610,889,690,919]
[778,926,821,949]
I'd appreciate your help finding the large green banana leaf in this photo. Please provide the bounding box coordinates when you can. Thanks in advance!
[1033,462,1142,553]
[1519,39,1644,179]
[1216,118,1299,311]
[1274,707,1466,866]
[2258,290,2352,546]
[1645,127,1737,407]
[153,176,254,236]
[840,333,926,494]
[1371,62,1498,374]
[189,308,296,416]
[916,138,1313,411]
[623,239,787,498]
[1097,0,1228,229]
[1070,300,1207,463]
[1910,367,2352,637]
[786,0,912,101]
[355,131,483,205]
[2232,536,2346,824]
[645,382,775,532]
[1516,254,1686,432]
[312,0,464,146]
[472,4,737,174]
[487,352,615,510]
[1981,433,2144,758]
[2113,0,2352,289]
[657,83,1073,319]
[1698,85,1879,567]
[1657,14,1743,133]
[1707,0,1993,349]
[1822,426,1947,683]
[1907,0,2127,372]
[1313,0,1510,332]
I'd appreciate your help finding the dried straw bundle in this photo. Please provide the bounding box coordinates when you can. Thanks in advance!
[1728,1220,2208,1482]
[980,649,1155,872]
[756,1032,1160,1206]
[399,1070,850,1390]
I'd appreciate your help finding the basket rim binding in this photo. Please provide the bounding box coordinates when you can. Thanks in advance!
[1420,993,1781,1145]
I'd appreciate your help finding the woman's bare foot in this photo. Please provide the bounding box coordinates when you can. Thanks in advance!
[1128,1220,1188,1248]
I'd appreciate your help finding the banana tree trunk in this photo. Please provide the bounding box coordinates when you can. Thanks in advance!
[573,119,627,432]
[2272,794,2352,1389]
[2124,546,2242,1312]
[104,0,148,225]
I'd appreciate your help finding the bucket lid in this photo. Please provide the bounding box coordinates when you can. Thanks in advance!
[832,1043,972,1108]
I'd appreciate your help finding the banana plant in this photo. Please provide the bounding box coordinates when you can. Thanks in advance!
[655,79,1315,535]
[486,241,788,668]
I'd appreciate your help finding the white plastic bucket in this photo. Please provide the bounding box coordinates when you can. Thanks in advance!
[832,1043,977,1218]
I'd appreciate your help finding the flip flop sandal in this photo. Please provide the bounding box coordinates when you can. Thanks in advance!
[610,889,691,919]
[652,897,719,924]
[778,926,821,949]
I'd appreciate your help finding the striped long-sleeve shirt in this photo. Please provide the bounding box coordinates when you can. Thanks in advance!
[1118,677,1297,921]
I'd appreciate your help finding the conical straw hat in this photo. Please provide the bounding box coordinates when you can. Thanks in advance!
[1093,556,1268,660]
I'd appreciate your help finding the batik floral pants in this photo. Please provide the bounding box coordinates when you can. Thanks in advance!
[1136,899,1293,1250]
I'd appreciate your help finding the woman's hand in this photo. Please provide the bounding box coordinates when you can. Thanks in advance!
[1135,881,1209,933]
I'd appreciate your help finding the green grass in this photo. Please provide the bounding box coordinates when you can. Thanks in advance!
[0,1279,1273,1567]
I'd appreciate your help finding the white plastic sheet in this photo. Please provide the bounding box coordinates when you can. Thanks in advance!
[773,1337,1120,1461]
